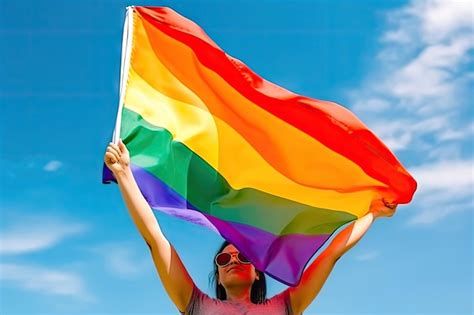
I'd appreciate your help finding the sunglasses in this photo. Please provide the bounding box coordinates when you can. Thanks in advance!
[215,252,251,267]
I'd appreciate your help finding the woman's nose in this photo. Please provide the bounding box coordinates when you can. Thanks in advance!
[229,253,240,264]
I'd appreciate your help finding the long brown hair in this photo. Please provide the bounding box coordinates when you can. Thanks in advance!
[208,240,267,303]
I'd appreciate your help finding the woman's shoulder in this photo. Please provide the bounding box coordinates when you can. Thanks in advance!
[264,289,290,304]
[180,284,223,315]
[263,289,294,315]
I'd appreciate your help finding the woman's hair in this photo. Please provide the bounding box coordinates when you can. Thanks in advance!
[208,240,267,303]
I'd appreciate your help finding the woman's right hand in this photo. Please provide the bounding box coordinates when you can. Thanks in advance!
[369,198,398,219]
[104,138,130,174]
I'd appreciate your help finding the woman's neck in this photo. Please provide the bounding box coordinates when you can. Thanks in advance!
[225,286,252,303]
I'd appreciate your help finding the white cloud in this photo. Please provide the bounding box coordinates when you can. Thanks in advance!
[380,132,412,152]
[354,251,379,261]
[43,160,63,172]
[347,0,473,152]
[367,115,450,151]
[427,143,462,160]
[0,263,95,302]
[384,36,473,113]
[437,122,474,142]
[414,0,473,44]
[381,0,473,45]
[404,159,473,226]
[0,215,88,255]
[352,98,391,112]
[409,159,473,193]
[83,242,150,278]
[405,199,473,226]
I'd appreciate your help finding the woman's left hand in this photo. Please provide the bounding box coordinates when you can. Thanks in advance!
[369,198,398,219]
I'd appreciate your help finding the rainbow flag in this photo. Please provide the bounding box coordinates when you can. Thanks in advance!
[103,6,417,286]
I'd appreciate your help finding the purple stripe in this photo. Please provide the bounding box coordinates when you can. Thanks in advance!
[103,163,332,286]
[102,163,115,183]
[103,163,218,232]
[203,215,331,286]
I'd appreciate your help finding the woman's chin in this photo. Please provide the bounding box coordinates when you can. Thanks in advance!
[223,275,254,286]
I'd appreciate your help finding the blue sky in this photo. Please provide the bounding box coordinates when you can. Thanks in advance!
[0,0,472,314]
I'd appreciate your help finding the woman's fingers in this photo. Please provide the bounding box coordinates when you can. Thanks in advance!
[107,143,121,157]
[371,198,398,218]
[110,143,121,153]
[118,138,127,153]
[382,198,397,209]
[105,151,117,164]
[106,147,120,160]
[104,139,130,173]
[383,204,397,217]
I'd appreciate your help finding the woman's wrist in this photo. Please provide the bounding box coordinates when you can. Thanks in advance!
[113,166,133,182]
[368,210,380,220]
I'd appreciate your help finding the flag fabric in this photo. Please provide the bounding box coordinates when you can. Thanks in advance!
[103,6,417,286]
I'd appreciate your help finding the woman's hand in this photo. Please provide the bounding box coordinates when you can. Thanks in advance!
[369,198,398,219]
[104,138,130,174]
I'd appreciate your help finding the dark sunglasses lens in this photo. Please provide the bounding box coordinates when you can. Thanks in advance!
[238,253,250,263]
[216,253,231,266]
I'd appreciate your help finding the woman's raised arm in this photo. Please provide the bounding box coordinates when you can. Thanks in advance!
[105,140,194,312]
[287,199,398,314]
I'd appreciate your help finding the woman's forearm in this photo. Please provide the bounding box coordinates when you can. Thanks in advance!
[326,211,376,260]
[112,164,195,309]
[114,167,164,246]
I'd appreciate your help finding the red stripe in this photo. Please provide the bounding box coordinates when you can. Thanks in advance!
[135,6,417,203]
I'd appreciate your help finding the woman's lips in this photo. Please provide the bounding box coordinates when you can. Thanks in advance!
[227,266,243,272]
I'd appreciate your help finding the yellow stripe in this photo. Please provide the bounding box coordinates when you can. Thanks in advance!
[125,67,378,217]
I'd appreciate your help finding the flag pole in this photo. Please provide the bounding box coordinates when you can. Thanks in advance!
[112,6,134,145]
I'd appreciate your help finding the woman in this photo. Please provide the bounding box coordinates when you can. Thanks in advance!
[104,139,397,314]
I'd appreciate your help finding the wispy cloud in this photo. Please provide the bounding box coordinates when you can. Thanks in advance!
[344,0,473,225]
[0,214,88,255]
[405,199,473,226]
[83,242,150,278]
[1,156,62,179]
[43,160,63,171]
[409,159,473,194]
[404,159,473,226]
[437,121,474,142]
[354,251,379,262]
[346,0,473,152]
[0,263,95,302]
[381,0,473,45]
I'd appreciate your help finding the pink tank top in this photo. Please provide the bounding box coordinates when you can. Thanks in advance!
[180,285,294,315]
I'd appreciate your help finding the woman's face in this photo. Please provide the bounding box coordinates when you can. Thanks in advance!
[217,244,259,289]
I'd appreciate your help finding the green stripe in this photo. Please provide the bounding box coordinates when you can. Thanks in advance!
[121,106,357,235]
